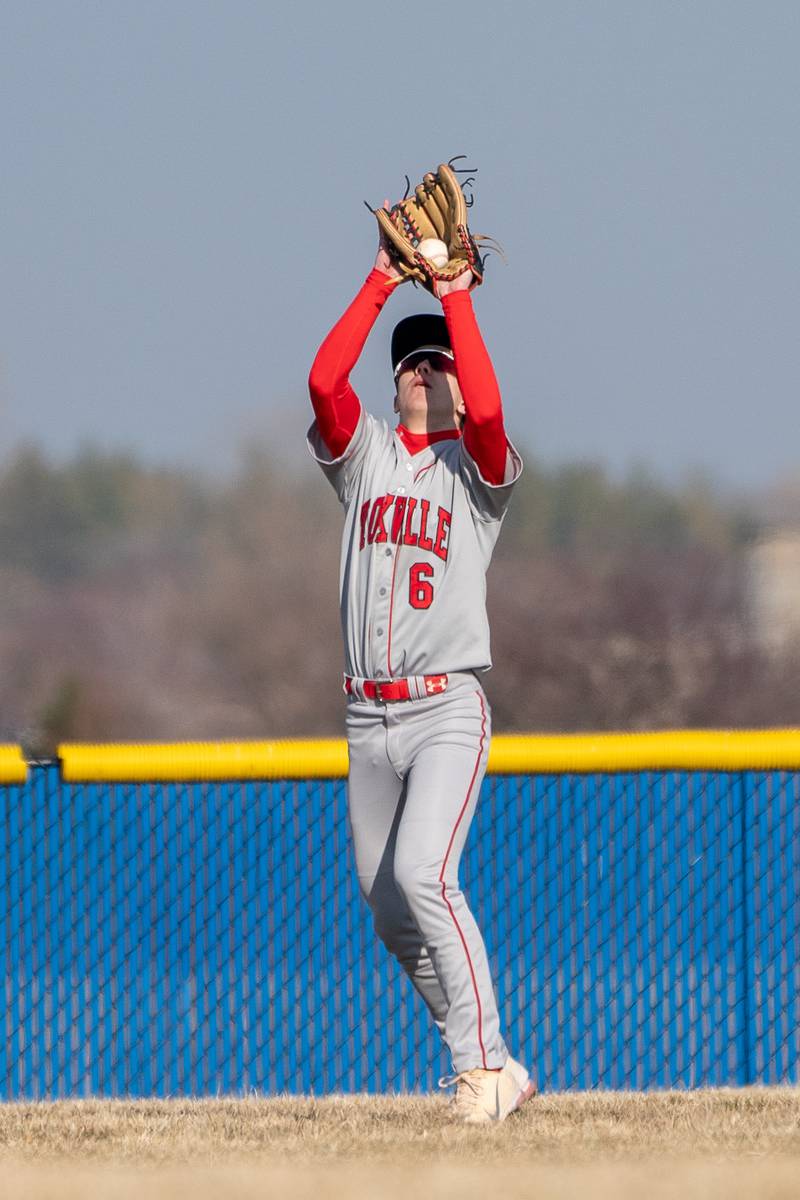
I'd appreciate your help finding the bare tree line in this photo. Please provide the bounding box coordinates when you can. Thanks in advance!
[0,444,797,754]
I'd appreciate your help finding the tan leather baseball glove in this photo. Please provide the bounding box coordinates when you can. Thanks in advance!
[369,159,489,294]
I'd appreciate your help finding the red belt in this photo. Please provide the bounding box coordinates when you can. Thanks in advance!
[345,674,449,702]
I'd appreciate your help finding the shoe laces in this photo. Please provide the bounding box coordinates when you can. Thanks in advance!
[440,1068,495,1115]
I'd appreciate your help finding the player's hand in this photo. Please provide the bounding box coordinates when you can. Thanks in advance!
[434,271,473,298]
[434,267,474,299]
[374,200,404,283]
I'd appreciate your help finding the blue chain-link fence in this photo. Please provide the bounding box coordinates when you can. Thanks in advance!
[1,765,798,1097]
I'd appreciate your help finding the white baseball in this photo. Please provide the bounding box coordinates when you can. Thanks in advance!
[417,238,449,268]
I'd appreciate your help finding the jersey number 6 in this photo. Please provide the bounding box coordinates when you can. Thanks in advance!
[409,562,434,610]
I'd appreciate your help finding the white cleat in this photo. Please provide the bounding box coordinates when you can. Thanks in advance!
[440,1057,536,1125]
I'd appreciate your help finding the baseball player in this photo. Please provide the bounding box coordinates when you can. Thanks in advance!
[307,212,533,1123]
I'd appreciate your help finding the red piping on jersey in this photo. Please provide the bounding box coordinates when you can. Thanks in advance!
[438,690,489,1069]
[413,461,436,484]
[385,546,402,677]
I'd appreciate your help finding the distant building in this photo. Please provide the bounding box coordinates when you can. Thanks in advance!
[747,531,800,654]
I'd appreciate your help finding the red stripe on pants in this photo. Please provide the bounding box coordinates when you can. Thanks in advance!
[437,690,488,1070]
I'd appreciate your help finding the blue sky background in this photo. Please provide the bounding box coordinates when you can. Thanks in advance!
[1,0,797,486]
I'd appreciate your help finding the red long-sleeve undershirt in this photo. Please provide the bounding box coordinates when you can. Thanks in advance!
[307,269,509,485]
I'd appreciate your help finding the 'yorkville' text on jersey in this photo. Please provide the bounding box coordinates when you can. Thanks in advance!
[360,494,452,561]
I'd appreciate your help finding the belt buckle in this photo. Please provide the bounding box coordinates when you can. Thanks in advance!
[374,680,385,702]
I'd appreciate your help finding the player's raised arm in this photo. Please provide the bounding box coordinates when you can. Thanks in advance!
[307,214,402,459]
[436,270,509,486]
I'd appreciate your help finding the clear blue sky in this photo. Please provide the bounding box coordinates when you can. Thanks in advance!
[1,0,797,486]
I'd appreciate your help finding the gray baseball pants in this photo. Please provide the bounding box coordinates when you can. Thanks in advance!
[345,671,509,1073]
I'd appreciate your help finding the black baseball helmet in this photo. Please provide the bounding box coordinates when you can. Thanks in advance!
[391,314,454,379]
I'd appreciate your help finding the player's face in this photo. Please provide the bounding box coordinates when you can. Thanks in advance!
[393,353,465,433]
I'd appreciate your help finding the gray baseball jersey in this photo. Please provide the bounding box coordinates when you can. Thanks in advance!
[307,408,523,681]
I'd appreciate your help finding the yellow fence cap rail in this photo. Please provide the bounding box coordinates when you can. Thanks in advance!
[489,729,800,773]
[58,729,800,782]
[0,745,27,784]
[59,739,349,782]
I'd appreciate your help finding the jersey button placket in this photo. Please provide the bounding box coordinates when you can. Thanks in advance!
[372,543,394,675]
[373,462,408,679]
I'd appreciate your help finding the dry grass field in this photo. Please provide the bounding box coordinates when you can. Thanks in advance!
[1,1090,799,1199]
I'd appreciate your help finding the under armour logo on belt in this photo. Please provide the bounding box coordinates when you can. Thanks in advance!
[425,675,448,695]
